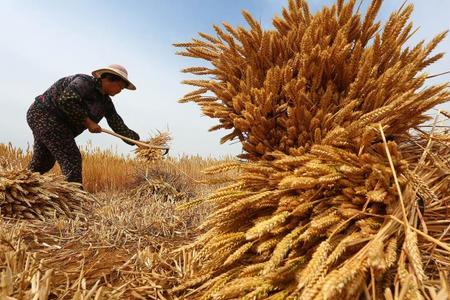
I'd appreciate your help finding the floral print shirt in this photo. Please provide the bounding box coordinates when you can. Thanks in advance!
[35,74,139,144]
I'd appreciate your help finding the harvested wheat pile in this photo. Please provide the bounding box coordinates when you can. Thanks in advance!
[175,0,450,299]
[134,132,188,201]
[0,183,211,299]
[0,168,93,220]
[135,132,171,163]
[134,177,191,202]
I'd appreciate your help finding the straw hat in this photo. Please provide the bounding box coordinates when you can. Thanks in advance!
[92,64,136,90]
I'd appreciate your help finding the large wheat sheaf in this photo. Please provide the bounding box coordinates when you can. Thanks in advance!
[175,0,450,299]
[0,168,93,220]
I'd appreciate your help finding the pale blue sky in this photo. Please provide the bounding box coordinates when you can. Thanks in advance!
[0,0,448,157]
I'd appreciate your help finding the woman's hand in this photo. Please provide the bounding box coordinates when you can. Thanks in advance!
[83,118,102,133]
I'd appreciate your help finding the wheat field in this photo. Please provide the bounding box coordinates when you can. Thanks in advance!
[0,142,233,299]
[2,0,450,299]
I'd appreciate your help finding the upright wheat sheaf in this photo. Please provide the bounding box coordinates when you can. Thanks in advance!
[175,0,450,299]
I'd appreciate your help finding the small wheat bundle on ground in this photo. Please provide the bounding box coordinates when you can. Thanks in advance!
[0,168,93,220]
[134,132,183,201]
[133,170,194,203]
[174,0,450,299]
[135,131,171,163]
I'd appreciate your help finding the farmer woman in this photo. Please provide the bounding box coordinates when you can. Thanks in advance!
[26,64,140,188]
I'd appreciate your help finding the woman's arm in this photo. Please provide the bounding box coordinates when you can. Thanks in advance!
[83,117,102,133]
[105,102,140,145]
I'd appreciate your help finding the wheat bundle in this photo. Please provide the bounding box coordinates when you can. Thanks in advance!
[0,168,93,220]
[135,132,171,163]
[175,0,450,298]
[133,177,193,203]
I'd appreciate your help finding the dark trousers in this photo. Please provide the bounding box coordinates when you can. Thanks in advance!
[26,101,83,186]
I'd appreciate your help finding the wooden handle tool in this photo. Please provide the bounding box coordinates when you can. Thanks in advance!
[101,128,169,151]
